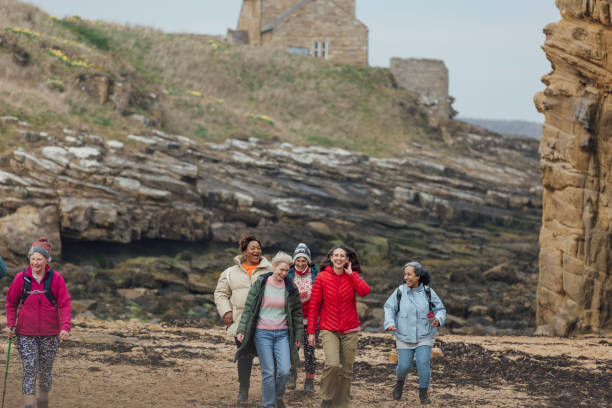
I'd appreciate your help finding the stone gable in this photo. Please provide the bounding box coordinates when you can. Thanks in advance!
[233,0,368,65]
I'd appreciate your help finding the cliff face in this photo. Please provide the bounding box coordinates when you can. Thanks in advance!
[534,0,612,335]
[0,117,542,332]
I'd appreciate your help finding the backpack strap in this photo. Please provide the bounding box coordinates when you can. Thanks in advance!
[19,269,30,309]
[424,286,435,313]
[396,286,402,312]
[19,269,57,308]
[43,269,57,306]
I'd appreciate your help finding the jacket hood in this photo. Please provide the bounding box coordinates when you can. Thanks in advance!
[233,255,271,269]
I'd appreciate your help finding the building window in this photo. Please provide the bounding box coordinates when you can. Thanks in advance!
[288,46,310,55]
[313,41,328,58]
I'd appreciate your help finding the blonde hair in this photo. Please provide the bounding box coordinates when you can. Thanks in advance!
[271,251,292,269]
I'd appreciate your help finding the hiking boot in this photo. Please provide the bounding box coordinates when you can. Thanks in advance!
[392,380,404,400]
[287,368,297,390]
[419,388,431,404]
[237,387,248,404]
[320,400,332,408]
[304,378,315,394]
[275,399,286,408]
[36,399,48,408]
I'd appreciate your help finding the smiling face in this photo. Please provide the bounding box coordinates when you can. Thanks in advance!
[294,257,309,271]
[273,262,290,282]
[242,240,262,266]
[331,248,348,271]
[404,266,420,288]
[29,252,48,276]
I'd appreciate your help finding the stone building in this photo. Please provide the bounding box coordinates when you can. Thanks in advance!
[229,0,368,65]
[390,58,455,124]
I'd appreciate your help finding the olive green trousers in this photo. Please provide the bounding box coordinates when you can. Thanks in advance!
[319,330,359,408]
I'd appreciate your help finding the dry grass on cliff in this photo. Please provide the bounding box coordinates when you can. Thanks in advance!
[0,0,440,157]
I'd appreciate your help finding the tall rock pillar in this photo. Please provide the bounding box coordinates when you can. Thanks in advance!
[534,0,611,336]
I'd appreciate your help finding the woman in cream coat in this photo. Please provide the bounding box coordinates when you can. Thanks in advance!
[214,235,273,405]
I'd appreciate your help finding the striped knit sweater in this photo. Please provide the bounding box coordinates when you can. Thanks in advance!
[256,278,288,330]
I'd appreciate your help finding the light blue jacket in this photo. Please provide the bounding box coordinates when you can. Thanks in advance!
[383,283,446,344]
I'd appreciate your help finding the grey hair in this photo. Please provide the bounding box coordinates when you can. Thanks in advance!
[271,251,293,269]
[404,261,430,285]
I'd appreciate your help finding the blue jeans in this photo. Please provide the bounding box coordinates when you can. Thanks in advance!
[254,329,291,408]
[396,345,432,388]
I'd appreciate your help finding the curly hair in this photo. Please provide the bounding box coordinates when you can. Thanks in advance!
[238,234,262,252]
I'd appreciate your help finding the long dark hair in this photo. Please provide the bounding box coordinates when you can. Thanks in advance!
[320,244,362,273]
[404,261,431,285]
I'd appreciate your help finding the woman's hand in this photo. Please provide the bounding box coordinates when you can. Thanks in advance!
[432,318,439,327]
[308,334,316,347]
[295,341,301,348]
[59,330,70,341]
[236,333,244,343]
[5,327,15,338]
[344,261,353,275]
[387,326,396,331]
[223,311,234,327]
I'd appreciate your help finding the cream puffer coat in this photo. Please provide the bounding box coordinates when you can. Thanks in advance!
[214,255,273,337]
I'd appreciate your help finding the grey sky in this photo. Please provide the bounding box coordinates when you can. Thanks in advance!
[24,0,560,122]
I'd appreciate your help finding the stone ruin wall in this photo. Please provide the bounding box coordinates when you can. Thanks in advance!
[390,57,451,124]
[534,0,611,336]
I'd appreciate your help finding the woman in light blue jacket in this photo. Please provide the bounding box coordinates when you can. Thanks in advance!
[384,261,446,405]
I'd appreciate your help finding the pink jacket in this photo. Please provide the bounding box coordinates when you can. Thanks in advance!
[6,265,72,335]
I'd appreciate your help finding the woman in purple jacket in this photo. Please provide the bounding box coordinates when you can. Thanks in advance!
[5,237,71,408]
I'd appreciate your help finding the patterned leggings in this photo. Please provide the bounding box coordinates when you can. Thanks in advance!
[17,335,60,395]
[301,326,318,378]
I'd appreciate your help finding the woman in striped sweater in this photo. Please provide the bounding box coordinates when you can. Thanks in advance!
[236,252,304,408]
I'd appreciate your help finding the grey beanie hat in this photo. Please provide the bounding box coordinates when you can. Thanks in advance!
[292,243,312,264]
[27,237,52,262]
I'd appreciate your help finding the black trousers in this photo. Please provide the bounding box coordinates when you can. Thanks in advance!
[235,337,255,390]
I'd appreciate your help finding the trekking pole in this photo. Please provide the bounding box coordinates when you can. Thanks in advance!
[1,337,12,408]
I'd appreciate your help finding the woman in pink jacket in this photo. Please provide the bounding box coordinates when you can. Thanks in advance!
[5,237,71,408]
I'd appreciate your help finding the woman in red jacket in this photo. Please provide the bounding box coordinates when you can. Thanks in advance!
[5,237,71,408]
[307,244,370,408]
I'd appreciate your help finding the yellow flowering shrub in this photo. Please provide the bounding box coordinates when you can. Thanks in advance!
[48,48,91,69]
[249,113,275,125]
[7,27,40,38]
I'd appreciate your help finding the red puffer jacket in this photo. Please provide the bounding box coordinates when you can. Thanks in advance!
[6,265,72,336]
[307,266,370,334]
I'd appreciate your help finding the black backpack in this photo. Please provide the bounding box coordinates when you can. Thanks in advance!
[18,269,57,309]
[396,285,435,313]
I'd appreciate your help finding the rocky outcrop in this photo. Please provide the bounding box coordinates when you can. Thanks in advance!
[0,123,540,257]
[0,116,541,332]
[534,0,611,335]
[76,74,164,127]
